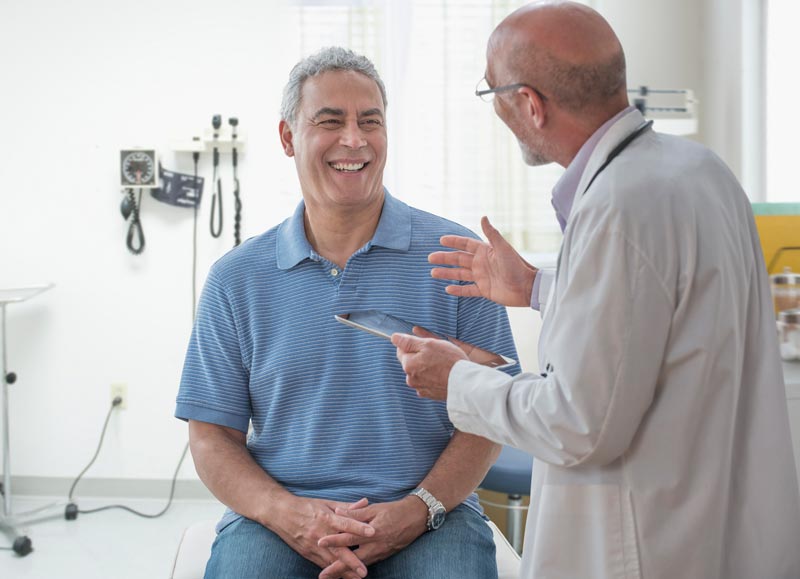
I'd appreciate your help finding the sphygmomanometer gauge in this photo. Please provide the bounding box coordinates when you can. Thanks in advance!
[120,149,158,188]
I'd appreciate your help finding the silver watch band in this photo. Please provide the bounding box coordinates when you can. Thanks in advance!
[410,487,446,530]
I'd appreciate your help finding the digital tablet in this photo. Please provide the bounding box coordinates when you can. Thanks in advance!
[335,310,516,369]
[335,310,418,340]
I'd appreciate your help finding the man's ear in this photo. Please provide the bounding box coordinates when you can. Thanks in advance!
[279,120,294,157]
[519,87,547,129]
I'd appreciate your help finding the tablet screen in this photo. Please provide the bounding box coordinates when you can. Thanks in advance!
[335,310,516,369]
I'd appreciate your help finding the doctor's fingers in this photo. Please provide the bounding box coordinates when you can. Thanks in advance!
[430,264,475,283]
[429,249,476,269]
[394,342,436,378]
[411,325,441,340]
[407,381,442,401]
[443,283,483,299]
[480,216,510,249]
[391,332,426,354]
[437,234,486,254]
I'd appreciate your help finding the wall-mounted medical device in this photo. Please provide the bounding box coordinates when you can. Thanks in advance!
[119,148,157,255]
[114,116,247,258]
[628,86,698,136]
[171,116,246,246]
[170,121,247,155]
[119,149,158,188]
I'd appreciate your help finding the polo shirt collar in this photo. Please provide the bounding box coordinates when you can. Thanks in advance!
[370,189,411,251]
[276,188,411,270]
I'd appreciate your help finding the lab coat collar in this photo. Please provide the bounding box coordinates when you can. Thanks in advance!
[552,106,637,231]
[572,107,649,209]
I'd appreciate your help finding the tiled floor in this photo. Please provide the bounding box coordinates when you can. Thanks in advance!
[0,495,225,578]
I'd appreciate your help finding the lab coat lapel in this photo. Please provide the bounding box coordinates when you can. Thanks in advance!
[538,108,648,404]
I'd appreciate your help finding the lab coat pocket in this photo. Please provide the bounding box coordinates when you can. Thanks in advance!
[529,483,642,579]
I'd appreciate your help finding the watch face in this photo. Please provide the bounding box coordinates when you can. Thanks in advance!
[430,510,446,530]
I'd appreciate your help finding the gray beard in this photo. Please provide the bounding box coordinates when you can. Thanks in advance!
[519,138,551,167]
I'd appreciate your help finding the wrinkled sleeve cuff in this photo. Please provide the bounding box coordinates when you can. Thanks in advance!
[175,401,250,433]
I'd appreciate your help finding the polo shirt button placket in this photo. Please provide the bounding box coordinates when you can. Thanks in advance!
[328,264,345,293]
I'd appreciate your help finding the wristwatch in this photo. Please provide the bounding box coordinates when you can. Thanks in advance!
[410,487,447,531]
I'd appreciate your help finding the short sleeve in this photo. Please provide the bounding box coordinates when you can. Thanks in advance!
[175,270,251,432]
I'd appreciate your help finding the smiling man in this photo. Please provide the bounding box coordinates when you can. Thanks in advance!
[175,47,519,579]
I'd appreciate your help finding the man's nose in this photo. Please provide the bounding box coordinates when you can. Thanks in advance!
[339,122,367,148]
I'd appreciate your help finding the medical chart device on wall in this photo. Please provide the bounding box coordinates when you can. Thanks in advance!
[628,86,698,136]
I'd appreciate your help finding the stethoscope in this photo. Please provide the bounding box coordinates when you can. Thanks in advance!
[542,120,654,379]
[556,119,654,269]
[580,120,653,197]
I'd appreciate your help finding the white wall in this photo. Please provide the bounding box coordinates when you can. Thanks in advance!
[598,0,704,132]
[597,0,752,185]
[0,0,307,483]
[0,0,752,485]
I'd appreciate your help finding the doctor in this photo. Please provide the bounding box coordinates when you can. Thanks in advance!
[393,2,800,578]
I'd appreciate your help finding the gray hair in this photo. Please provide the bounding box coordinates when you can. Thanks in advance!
[542,51,626,112]
[280,47,388,127]
[505,45,626,113]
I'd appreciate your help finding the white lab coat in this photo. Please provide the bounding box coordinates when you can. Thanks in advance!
[448,109,800,578]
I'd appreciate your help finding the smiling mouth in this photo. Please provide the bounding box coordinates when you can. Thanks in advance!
[329,161,368,173]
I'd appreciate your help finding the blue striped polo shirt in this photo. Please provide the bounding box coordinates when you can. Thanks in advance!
[176,191,519,531]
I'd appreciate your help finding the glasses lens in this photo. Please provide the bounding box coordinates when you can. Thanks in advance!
[476,78,494,102]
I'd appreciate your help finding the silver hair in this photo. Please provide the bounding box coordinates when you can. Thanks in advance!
[280,46,388,127]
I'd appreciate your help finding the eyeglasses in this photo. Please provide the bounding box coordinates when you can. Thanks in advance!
[475,77,548,103]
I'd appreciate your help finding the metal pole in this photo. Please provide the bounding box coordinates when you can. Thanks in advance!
[1,303,11,517]
[508,493,523,554]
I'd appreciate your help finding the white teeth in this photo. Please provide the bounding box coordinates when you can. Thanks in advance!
[330,162,366,172]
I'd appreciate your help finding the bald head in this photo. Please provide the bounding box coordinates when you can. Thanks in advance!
[489,1,628,116]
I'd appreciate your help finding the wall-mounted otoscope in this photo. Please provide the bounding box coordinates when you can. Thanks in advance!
[209,115,223,238]
[230,117,242,246]
[170,116,246,244]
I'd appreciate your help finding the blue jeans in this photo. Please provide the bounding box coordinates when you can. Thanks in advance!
[204,504,498,579]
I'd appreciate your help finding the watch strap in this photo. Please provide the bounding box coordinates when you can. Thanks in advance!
[410,487,446,530]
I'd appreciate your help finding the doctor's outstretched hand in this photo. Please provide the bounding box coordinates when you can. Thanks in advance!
[392,332,468,401]
[430,216,537,307]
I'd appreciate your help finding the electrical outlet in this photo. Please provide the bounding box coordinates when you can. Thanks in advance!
[110,383,128,410]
